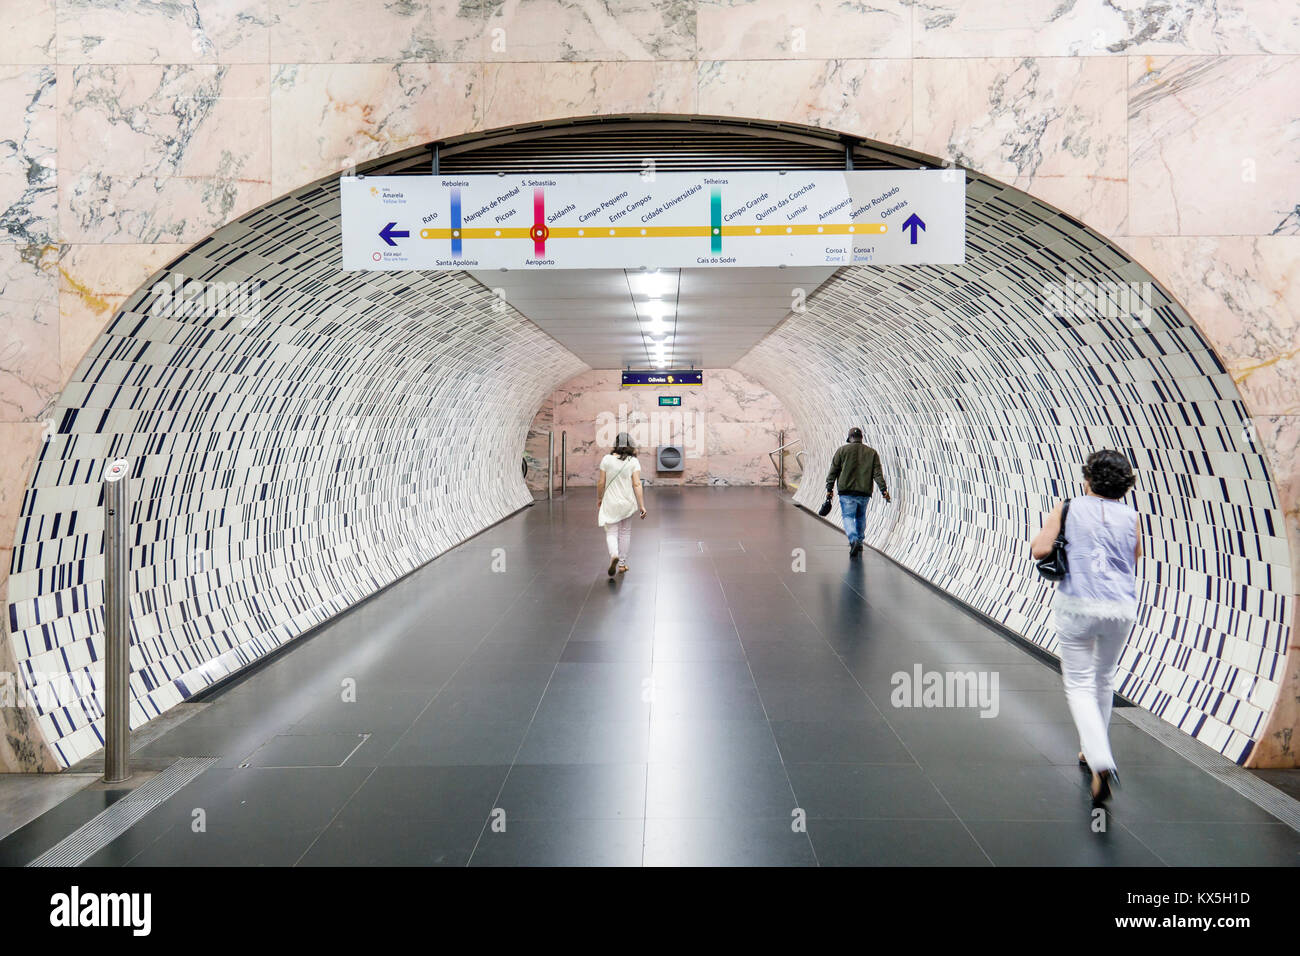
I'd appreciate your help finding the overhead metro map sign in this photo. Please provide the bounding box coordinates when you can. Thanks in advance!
[341,170,964,270]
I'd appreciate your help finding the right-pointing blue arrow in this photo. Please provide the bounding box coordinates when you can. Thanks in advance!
[902,213,926,244]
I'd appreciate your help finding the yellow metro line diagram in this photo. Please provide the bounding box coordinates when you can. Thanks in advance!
[418,223,887,240]
[408,185,890,259]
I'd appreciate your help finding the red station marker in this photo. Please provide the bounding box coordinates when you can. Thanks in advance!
[531,188,549,256]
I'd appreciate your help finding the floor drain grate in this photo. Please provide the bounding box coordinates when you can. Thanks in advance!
[1119,709,1300,832]
[27,757,218,867]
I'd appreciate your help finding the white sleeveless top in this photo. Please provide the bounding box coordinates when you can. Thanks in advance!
[1055,494,1139,620]
[598,454,641,526]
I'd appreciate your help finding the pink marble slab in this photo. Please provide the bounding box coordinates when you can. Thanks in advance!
[58,64,271,243]
[270,62,482,194]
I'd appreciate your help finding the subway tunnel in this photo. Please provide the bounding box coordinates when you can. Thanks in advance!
[1,116,1296,867]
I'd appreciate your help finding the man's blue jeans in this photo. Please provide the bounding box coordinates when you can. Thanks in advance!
[838,493,869,546]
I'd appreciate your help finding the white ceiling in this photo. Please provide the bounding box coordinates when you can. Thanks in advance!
[466,266,839,369]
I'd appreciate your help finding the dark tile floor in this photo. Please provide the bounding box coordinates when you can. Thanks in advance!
[12,487,1300,866]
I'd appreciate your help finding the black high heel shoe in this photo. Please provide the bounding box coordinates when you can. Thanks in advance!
[1090,769,1118,805]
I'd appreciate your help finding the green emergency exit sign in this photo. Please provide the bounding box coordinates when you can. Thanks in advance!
[659,396,681,407]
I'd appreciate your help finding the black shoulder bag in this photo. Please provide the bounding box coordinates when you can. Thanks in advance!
[1035,499,1071,582]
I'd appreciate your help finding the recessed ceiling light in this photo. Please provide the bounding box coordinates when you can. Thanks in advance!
[641,300,670,322]
[630,270,676,299]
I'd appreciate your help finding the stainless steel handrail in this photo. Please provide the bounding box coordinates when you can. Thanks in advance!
[767,437,803,491]
[766,438,802,472]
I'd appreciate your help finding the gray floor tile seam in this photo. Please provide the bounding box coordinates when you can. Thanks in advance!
[102,813,182,868]
[771,548,1138,863]
[1111,813,1298,826]
[706,542,821,866]
[777,757,951,767]
[751,543,907,732]
[290,761,387,866]
[0,775,102,843]
[292,562,556,868]
[878,759,998,866]
[383,561,554,747]
[29,757,220,867]
[634,546,688,867]
[741,538,956,821]
[467,559,637,866]
[752,535,1006,865]
[910,759,1155,865]
[1115,707,1300,833]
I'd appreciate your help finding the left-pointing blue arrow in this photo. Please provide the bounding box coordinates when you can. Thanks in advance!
[379,222,409,246]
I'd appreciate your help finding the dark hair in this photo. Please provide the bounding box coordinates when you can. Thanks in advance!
[1082,449,1135,499]
[613,432,636,460]
[847,427,863,442]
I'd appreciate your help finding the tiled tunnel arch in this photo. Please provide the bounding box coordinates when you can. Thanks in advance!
[5,182,587,767]
[737,206,1292,763]
[2,116,1293,768]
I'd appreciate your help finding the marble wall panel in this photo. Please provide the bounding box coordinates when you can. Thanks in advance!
[914,56,1128,234]
[697,0,910,60]
[57,243,182,380]
[270,0,480,63]
[0,65,57,245]
[1128,55,1300,237]
[0,0,56,64]
[913,0,1300,57]
[480,60,697,129]
[485,0,696,62]
[0,243,61,423]
[698,58,912,145]
[57,0,271,64]
[539,366,793,488]
[270,62,482,193]
[57,64,271,243]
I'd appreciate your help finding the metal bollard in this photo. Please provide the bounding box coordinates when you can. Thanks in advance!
[777,429,785,491]
[102,458,132,784]
[561,431,567,497]
[548,432,554,500]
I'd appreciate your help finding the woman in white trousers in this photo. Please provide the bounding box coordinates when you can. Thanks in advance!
[596,432,647,577]
[1032,449,1142,806]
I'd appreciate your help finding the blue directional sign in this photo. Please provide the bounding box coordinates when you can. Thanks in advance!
[623,370,703,387]
[379,222,409,246]
[902,213,926,244]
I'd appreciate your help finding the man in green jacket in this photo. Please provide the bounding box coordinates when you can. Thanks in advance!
[824,427,890,557]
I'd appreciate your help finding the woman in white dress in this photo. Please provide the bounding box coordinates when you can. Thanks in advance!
[596,432,647,576]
